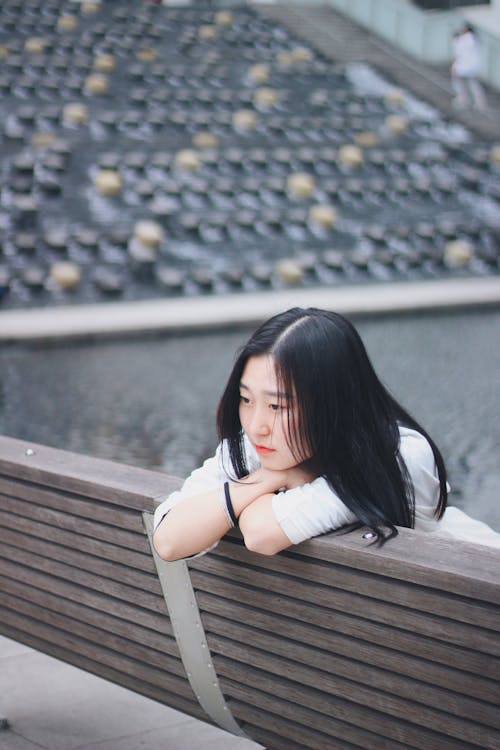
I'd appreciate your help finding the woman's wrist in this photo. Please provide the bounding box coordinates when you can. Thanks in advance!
[228,471,284,516]
[223,482,238,526]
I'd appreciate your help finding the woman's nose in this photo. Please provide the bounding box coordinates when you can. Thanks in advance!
[251,408,271,435]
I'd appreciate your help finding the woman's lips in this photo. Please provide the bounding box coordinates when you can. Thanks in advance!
[255,444,275,454]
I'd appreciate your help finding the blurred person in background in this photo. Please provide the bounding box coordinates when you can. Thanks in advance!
[451,23,487,109]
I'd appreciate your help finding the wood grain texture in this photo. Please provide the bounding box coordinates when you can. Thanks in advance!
[0,594,181,675]
[195,588,497,680]
[1,434,499,750]
[0,525,160,591]
[209,634,498,736]
[189,566,498,655]
[0,509,154,571]
[0,563,168,633]
[213,533,500,604]
[0,575,176,649]
[0,492,152,552]
[0,435,180,510]
[0,475,145,530]
[221,672,496,750]
[1,542,166,614]
[201,611,498,705]
[189,535,499,749]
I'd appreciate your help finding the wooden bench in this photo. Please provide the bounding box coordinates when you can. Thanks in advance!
[0,435,499,750]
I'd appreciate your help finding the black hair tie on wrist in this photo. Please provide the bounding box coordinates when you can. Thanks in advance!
[224,481,238,526]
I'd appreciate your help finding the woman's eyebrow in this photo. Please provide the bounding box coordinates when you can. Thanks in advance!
[239,381,291,399]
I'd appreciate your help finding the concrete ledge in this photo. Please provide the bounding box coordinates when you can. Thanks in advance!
[1,277,499,341]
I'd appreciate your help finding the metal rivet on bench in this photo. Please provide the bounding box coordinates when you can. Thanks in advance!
[25,448,35,456]
[363,531,376,539]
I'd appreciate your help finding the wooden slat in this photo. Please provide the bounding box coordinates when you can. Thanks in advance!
[0,563,168,633]
[0,510,154,572]
[190,567,498,657]
[221,524,500,601]
[0,543,165,614]
[0,525,162,593]
[0,435,179,511]
[0,592,181,676]
[282,528,500,599]
[2,435,498,750]
[201,610,498,706]
[0,493,151,553]
[207,541,500,626]
[0,606,193,702]
[235,724,328,750]
[207,632,499,735]
[196,588,497,680]
[0,576,176,655]
[0,475,144,531]
[219,667,495,750]
[0,623,205,724]
[232,700,413,750]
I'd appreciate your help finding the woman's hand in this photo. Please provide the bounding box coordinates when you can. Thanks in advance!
[240,462,317,494]
[237,461,318,555]
[154,460,319,561]
[239,466,287,493]
[153,465,293,561]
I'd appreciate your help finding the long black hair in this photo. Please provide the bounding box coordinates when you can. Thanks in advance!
[217,308,447,543]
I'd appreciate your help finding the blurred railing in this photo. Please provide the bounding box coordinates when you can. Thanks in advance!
[284,0,500,89]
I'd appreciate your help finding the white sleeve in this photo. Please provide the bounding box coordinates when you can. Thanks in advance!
[398,428,442,526]
[153,443,229,531]
[437,506,500,549]
[273,428,440,546]
[272,477,357,545]
[399,428,500,548]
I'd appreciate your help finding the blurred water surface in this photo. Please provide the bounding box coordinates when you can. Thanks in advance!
[0,308,498,530]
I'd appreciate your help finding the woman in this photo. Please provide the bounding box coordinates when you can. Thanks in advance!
[451,23,486,109]
[153,307,499,559]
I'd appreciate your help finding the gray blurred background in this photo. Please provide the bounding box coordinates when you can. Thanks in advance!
[1,306,499,530]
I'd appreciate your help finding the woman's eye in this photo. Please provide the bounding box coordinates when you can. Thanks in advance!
[270,403,285,412]
[239,395,250,405]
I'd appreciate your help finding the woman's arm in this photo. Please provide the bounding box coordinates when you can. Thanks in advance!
[153,467,287,561]
[268,470,357,548]
[238,464,318,555]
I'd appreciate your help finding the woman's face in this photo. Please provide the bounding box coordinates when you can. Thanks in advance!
[238,354,309,471]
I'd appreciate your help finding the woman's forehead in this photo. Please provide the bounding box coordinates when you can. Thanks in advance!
[241,355,293,398]
[241,354,277,389]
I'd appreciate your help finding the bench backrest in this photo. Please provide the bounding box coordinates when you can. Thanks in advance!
[0,435,499,750]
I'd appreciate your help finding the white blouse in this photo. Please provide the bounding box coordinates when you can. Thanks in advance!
[453,31,481,77]
[154,426,500,550]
